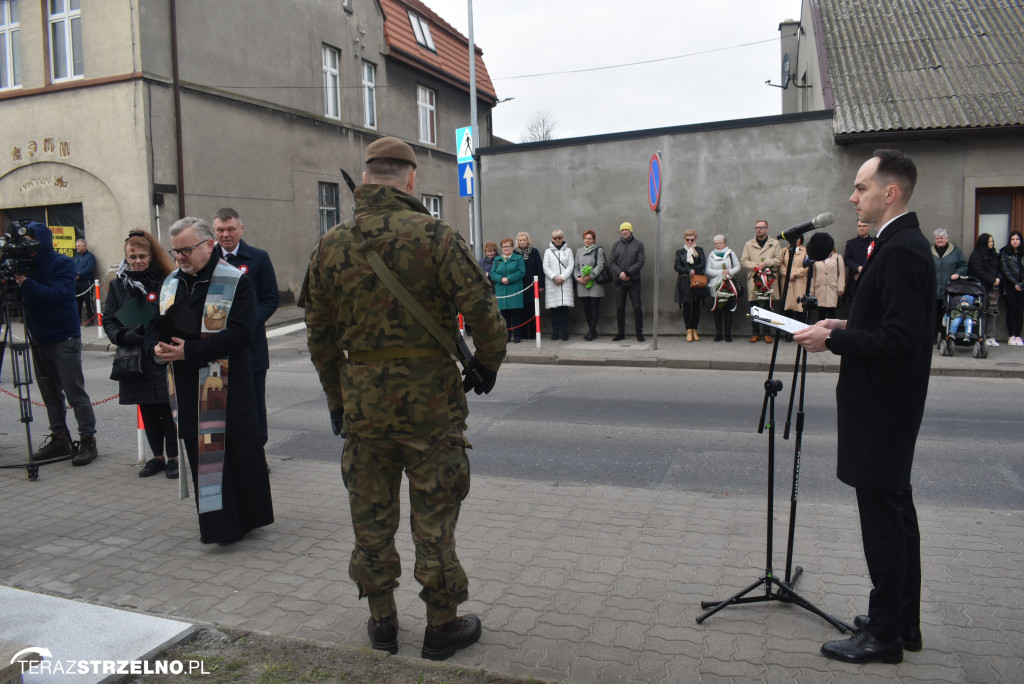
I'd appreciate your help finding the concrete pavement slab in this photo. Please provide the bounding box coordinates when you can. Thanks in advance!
[0,586,193,684]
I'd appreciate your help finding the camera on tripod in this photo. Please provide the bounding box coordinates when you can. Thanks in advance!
[796,293,818,310]
[0,220,41,280]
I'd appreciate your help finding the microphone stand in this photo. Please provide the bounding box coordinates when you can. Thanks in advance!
[697,240,852,632]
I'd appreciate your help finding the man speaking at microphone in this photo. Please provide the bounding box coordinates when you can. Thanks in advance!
[795,149,933,664]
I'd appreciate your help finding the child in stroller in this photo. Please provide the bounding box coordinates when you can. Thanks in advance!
[946,295,980,341]
[939,276,988,358]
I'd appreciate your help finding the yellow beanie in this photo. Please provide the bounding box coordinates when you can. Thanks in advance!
[619,222,633,233]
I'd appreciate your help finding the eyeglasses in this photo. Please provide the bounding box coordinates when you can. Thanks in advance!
[552,237,564,241]
[125,254,149,261]
[685,238,696,242]
[168,240,210,259]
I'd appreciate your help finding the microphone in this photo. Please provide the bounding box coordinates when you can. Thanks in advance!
[805,232,836,262]
[777,212,835,242]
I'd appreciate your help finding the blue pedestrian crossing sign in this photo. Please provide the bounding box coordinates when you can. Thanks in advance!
[456,127,474,162]
[459,161,475,197]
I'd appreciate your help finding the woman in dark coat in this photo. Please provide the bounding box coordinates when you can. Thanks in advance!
[968,232,1002,345]
[1000,231,1024,346]
[103,229,179,479]
[673,229,708,341]
[515,231,543,335]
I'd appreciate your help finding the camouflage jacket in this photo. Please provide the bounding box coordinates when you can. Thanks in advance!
[304,184,507,438]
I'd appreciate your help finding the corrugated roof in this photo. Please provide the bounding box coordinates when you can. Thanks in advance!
[817,0,1024,135]
[379,0,497,103]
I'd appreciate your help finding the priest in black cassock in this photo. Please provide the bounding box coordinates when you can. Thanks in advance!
[149,216,274,545]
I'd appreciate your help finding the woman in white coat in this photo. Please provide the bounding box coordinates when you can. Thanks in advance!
[544,229,575,340]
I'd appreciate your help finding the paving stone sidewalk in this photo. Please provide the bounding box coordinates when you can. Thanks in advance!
[1,436,1021,683]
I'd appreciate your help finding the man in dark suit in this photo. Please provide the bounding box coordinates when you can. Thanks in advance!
[843,219,873,302]
[795,149,934,664]
[213,208,280,446]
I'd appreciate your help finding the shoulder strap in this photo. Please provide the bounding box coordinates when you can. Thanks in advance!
[349,223,465,367]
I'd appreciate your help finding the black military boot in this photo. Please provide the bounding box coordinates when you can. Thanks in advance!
[31,433,72,462]
[366,615,399,654]
[421,614,482,661]
[72,436,98,466]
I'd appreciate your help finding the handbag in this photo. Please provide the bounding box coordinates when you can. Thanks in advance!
[689,273,708,289]
[110,344,143,380]
[595,248,613,284]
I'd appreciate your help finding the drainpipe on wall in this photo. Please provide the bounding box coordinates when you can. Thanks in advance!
[170,0,186,218]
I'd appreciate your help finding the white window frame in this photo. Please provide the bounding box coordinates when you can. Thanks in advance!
[318,182,340,236]
[322,44,340,120]
[407,11,435,51]
[0,0,20,90]
[421,195,442,220]
[417,85,436,145]
[48,0,82,82]
[361,61,377,129]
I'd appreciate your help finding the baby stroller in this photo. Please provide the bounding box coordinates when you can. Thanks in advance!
[938,276,987,358]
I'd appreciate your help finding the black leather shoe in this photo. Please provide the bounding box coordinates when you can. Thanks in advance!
[611,333,625,341]
[367,615,398,655]
[821,630,902,664]
[636,333,645,342]
[854,614,922,652]
[584,331,596,341]
[421,614,481,661]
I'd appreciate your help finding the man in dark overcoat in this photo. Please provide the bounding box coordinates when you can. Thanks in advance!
[795,149,934,664]
[212,207,280,446]
[843,219,873,302]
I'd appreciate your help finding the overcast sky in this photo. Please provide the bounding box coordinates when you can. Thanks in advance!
[425,0,805,142]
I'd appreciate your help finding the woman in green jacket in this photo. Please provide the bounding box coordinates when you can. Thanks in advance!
[490,237,526,342]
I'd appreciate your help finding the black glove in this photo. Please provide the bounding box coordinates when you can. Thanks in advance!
[461,358,497,395]
[119,325,146,346]
[329,408,346,438]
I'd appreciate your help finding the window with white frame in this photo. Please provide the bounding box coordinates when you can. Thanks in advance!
[49,0,82,82]
[0,0,20,90]
[318,182,340,236]
[362,61,376,129]
[421,195,441,220]
[407,11,435,51]
[417,86,436,145]
[322,45,340,120]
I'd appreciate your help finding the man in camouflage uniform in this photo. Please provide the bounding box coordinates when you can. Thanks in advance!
[303,137,506,661]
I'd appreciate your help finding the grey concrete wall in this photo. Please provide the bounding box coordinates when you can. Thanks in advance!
[478,116,1024,336]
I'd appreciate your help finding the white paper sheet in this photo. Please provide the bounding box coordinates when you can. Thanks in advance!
[748,305,812,335]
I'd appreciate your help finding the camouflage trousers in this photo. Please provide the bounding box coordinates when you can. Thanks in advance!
[341,431,471,626]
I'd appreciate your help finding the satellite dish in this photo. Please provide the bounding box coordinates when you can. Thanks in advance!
[781,52,791,90]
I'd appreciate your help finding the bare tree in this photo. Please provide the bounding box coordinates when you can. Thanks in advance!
[522,110,558,142]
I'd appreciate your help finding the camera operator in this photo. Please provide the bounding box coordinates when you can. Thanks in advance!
[12,221,99,465]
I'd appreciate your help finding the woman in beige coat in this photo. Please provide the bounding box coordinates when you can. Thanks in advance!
[810,247,846,321]
[780,236,809,341]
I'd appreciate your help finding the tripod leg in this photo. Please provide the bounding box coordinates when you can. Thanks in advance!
[697,575,769,623]
[766,575,854,632]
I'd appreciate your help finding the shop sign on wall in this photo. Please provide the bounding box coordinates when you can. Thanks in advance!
[49,226,77,258]
[11,137,72,163]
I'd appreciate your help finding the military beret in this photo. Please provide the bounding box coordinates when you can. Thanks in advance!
[365,137,418,169]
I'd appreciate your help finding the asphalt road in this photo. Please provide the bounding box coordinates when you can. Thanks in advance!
[5,330,1022,511]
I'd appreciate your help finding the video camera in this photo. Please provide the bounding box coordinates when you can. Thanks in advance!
[0,220,40,280]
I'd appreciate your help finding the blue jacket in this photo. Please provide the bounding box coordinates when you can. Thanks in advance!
[73,249,96,281]
[213,240,279,372]
[19,222,81,343]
